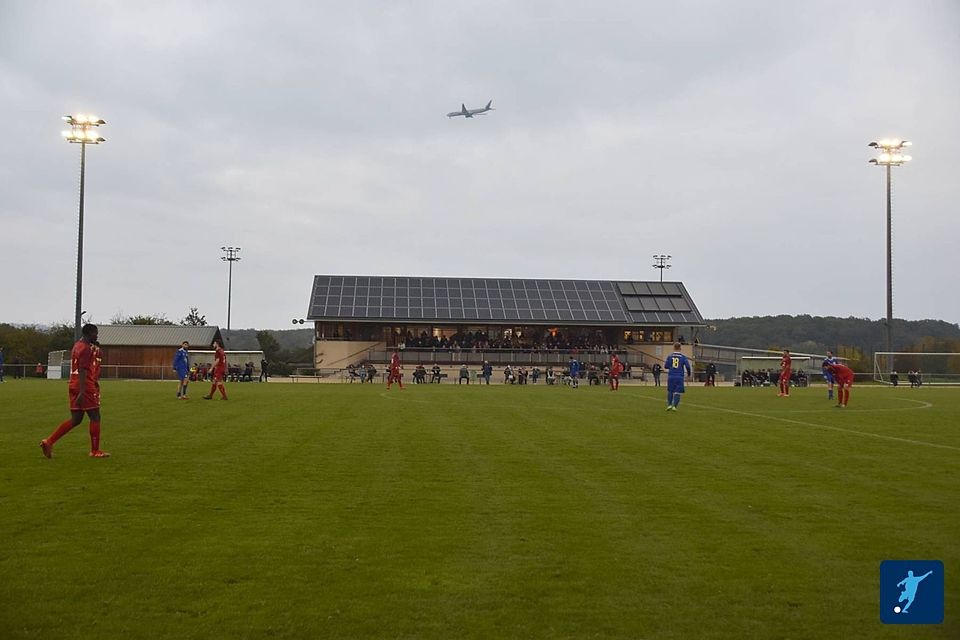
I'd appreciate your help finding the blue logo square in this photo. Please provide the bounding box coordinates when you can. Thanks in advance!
[880,560,944,624]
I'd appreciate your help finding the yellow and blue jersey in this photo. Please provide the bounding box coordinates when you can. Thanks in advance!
[665,351,691,379]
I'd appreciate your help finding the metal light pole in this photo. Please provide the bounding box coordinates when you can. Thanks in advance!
[652,254,671,282]
[62,114,106,342]
[868,139,912,359]
[221,246,242,332]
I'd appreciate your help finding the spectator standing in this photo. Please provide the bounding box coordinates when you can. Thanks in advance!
[482,361,492,385]
[459,364,470,384]
[652,362,662,387]
[259,358,269,383]
[705,362,717,387]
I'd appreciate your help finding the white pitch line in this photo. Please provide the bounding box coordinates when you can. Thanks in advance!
[637,394,959,452]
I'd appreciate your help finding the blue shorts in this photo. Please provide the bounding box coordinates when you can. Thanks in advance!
[175,368,190,380]
[823,371,835,384]
[667,377,686,395]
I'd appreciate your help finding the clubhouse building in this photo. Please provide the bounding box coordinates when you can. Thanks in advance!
[305,275,704,371]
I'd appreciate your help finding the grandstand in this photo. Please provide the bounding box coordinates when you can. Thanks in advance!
[304,275,705,378]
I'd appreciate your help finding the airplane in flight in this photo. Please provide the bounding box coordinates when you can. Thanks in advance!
[447,100,494,118]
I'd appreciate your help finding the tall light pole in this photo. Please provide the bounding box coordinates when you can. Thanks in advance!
[62,114,106,342]
[221,246,242,332]
[868,139,912,359]
[652,254,671,282]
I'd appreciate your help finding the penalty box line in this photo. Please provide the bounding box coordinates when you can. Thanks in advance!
[635,393,959,453]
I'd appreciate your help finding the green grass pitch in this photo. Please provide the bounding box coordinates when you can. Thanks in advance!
[2,379,957,639]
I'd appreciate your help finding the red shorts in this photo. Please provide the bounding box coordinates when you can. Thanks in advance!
[388,371,402,383]
[212,368,226,383]
[69,387,100,411]
[780,370,792,382]
[836,376,854,387]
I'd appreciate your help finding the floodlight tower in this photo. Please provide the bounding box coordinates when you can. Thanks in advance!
[221,246,242,332]
[61,114,106,342]
[868,139,912,359]
[652,254,672,282]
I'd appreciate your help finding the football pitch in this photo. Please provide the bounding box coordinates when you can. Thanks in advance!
[2,380,957,639]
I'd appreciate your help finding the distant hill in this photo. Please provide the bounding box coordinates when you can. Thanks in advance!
[704,315,960,356]
[221,328,313,351]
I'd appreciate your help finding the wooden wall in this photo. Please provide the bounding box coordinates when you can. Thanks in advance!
[99,346,178,380]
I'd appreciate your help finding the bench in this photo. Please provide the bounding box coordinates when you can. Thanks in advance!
[289,375,323,383]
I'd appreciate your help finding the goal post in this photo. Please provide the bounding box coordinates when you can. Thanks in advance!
[873,352,960,385]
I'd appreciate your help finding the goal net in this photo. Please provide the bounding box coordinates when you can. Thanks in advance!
[873,352,960,385]
[738,356,812,387]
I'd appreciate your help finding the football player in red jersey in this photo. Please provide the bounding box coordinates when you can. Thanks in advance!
[778,349,792,397]
[609,354,624,391]
[40,324,109,458]
[386,351,404,390]
[824,362,854,407]
[203,339,228,400]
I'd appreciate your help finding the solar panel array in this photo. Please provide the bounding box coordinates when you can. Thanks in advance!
[308,276,702,325]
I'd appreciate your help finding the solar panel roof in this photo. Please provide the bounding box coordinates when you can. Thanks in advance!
[307,276,703,326]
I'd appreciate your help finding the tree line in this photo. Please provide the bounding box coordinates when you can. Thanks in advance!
[705,315,960,371]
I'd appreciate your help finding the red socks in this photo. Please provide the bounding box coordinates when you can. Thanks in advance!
[89,421,101,451]
[47,419,75,445]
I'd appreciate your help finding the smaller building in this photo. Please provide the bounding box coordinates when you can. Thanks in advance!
[96,325,225,380]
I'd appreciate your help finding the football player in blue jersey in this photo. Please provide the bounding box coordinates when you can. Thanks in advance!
[664,342,692,411]
[821,350,838,401]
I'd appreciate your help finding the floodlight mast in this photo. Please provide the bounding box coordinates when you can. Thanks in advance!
[221,246,242,332]
[61,114,106,342]
[652,254,672,282]
[868,139,912,363]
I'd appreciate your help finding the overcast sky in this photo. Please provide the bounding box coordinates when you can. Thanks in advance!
[2,1,958,330]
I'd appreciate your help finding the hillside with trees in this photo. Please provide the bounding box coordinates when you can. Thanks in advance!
[706,316,960,354]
